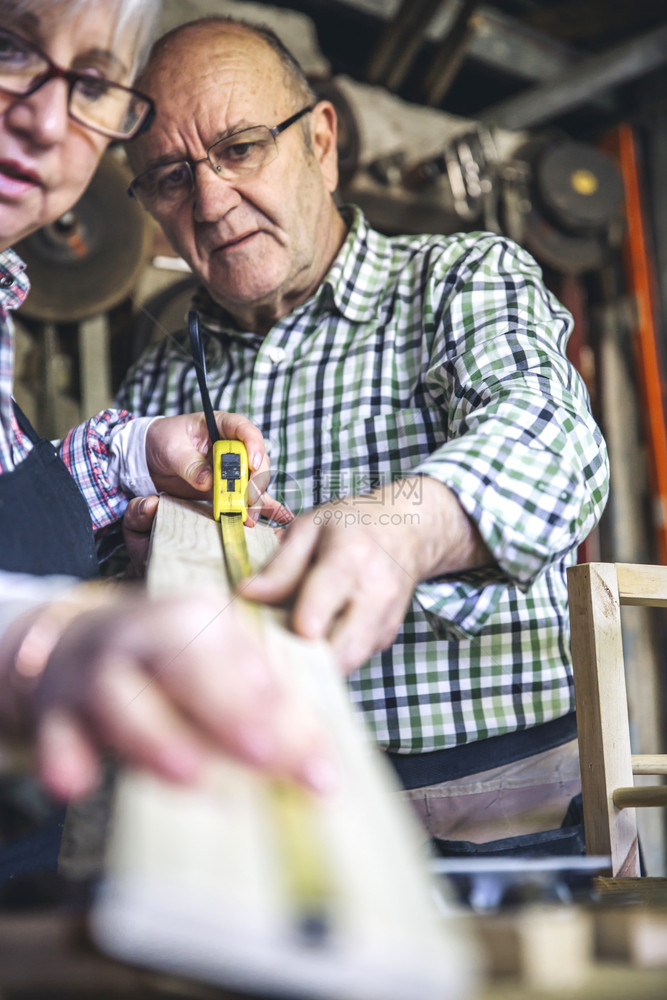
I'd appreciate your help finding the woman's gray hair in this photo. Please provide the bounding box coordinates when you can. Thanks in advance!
[8,0,162,79]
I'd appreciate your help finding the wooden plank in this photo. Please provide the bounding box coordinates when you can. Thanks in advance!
[595,906,667,969]
[614,564,667,872]
[0,913,238,998]
[567,563,640,876]
[615,563,667,607]
[631,755,667,775]
[613,786,667,809]
[594,876,667,903]
[90,496,477,1000]
[475,905,594,988]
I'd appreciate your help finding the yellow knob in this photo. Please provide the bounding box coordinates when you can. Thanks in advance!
[571,169,598,196]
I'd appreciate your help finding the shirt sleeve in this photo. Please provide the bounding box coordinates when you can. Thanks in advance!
[56,409,136,530]
[411,236,609,635]
[107,416,161,499]
[57,412,167,532]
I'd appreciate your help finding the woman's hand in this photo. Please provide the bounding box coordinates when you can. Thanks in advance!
[1,586,336,802]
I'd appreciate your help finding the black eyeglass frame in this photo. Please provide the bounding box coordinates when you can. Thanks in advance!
[128,104,315,202]
[0,26,155,140]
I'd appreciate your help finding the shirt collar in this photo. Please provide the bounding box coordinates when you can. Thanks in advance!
[0,249,30,312]
[319,205,389,324]
[191,286,263,346]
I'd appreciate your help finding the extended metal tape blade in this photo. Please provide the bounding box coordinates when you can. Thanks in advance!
[219,514,252,589]
[217,512,334,942]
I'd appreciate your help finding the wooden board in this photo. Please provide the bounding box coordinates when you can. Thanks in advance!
[567,563,640,876]
[615,563,667,607]
[90,496,477,1000]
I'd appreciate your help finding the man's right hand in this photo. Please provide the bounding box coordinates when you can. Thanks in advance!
[242,477,491,675]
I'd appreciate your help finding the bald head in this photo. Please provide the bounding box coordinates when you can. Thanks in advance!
[125,15,346,335]
[138,17,315,110]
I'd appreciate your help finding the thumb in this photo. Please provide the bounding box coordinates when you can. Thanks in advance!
[146,414,215,496]
[187,454,214,492]
[150,449,213,496]
[124,495,160,534]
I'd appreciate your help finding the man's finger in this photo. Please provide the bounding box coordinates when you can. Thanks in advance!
[81,655,210,782]
[290,556,351,640]
[247,470,270,501]
[124,495,159,534]
[242,519,321,602]
[247,489,294,526]
[214,411,265,471]
[328,602,395,676]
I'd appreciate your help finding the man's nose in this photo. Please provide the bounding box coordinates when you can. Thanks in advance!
[7,77,71,147]
[193,161,242,223]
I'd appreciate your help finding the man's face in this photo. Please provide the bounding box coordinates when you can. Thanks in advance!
[129,27,342,327]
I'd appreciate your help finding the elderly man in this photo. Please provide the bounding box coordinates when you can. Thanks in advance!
[118,16,609,853]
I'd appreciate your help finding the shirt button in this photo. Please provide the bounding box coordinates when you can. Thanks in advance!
[267,346,286,364]
[0,275,14,289]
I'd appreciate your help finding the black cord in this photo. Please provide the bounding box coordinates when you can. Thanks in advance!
[188,309,220,444]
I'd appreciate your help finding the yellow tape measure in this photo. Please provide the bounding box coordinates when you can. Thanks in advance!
[213,441,334,942]
[213,440,251,585]
[213,439,249,521]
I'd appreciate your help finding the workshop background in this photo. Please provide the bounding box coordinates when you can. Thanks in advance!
[12,0,667,871]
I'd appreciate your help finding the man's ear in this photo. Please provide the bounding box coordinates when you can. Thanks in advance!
[310,101,339,194]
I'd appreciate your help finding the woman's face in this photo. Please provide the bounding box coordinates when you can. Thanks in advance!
[0,2,134,250]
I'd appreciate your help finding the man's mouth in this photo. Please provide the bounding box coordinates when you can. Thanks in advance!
[215,231,259,252]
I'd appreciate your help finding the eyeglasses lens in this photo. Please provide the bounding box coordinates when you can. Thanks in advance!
[209,127,276,176]
[70,78,141,136]
[0,30,43,91]
[0,27,150,139]
[133,127,279,211]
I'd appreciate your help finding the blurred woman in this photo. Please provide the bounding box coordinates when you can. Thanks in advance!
[0,0,332,883]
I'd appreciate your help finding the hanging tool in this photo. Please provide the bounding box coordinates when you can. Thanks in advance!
[187,309,333,942]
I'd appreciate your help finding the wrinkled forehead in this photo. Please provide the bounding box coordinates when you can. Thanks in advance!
[141,25,291,105]
[127,26,298,169]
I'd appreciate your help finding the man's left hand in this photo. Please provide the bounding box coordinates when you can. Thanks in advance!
[124,411,293,577]
[146,411,268,500]
[145,410,293,521]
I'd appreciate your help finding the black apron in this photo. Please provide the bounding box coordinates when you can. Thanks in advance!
[0,402,99,892]
[0,402,98,577]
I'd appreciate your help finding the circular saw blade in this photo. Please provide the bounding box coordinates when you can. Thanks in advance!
[15,152,152,322]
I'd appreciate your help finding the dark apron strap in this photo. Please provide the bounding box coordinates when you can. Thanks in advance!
[0,403,100,889]
[12,402,40,445]
[385,712,578,789]
[0,402,98,578]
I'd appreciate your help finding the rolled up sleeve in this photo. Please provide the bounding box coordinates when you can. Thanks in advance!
[412,237,609,636]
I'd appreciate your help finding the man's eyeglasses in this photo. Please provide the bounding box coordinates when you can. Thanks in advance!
[0,27,154,140]
[128,105,314,212]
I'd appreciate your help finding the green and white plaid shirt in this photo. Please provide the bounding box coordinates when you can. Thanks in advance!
[118,207,609,754]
